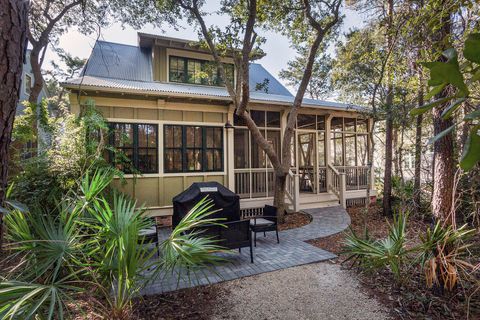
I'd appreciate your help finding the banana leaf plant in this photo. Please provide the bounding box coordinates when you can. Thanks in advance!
[411,33,480,170]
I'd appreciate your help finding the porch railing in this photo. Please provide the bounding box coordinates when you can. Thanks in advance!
[335,166,369,190]
[234,168,275,199]
[327,163,346,208]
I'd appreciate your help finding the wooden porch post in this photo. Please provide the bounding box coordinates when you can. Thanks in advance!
[325,114,332,189]
[227,105,235,191]
[368,118,375,197]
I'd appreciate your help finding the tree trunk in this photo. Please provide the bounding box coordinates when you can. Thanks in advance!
[0,0,29,251]
[393,127,399,176]
[382,0,394,216]
[431,5,455,225]
[413,80,424,212]
[273,174,287,223]
[383,108,394,216]
[431,92,455,224]
[28,46,44,104]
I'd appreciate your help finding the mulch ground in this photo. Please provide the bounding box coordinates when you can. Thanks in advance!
[307,203,480,320]
[132,285,229,320]
[278,211,312,231]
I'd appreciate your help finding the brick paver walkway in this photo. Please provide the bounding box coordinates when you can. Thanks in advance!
[142,206,350,295]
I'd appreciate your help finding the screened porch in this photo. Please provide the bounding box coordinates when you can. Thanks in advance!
[233,111,371,201]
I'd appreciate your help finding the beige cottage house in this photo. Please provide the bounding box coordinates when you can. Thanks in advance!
[63,33,374,222]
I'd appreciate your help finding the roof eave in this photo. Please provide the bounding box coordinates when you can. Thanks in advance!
[62,82,368,113]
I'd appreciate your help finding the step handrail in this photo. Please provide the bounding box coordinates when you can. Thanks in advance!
[285,169,300,212]
[327,163,346,208]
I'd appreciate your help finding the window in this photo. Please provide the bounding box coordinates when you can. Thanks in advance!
[25,74,32,95]
[108,123,158,173]
[169,56,234,87]
[164,125,223,173]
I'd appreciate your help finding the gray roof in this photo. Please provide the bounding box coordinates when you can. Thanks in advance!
[249,63,292,96]
[65,38,367,113]
[82,41,153,81]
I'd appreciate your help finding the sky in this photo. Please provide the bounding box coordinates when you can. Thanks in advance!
[44,2,366,96]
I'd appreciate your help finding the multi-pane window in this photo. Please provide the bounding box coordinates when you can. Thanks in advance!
[164,125,223,173]
[169,56,234,87]
[108,123,158,173]
[330,117,369,167]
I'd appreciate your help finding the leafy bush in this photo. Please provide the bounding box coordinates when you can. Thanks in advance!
[342,210,409,281]
[1,169,224,319]
[10,100,127,211]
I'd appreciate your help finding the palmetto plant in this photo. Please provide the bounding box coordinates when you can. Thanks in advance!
[416,222,475,291]
[161,197,226,272]
[84,193,157,319]
[0,168,224,319]
[0,206,87,319]
[342,211,410,281]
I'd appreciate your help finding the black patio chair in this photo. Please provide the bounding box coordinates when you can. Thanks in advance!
[250,204,280,247]
[193,219,254,263]
[138,217,160,256]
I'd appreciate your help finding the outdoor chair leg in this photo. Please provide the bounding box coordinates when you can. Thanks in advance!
[250,243,253,263]
[254,231,257,247]
[276,229,279,244]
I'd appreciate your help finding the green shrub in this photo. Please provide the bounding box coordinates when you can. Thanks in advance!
[342,210,410,281]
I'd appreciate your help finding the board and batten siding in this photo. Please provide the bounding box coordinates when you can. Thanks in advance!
[71,95,231,216]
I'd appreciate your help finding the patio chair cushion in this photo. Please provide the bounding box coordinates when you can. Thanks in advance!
[250,218,275,226]
[139,226,157,237]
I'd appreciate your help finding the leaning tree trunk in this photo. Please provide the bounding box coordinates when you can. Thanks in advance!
[0,0,29,251]
[28,46,44,105]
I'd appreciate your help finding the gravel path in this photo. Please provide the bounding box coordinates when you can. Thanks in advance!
[211,261,390,320]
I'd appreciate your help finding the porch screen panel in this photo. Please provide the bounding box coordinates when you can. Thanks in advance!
[345,134,356,166]
[234,129,249,169]
[329,117,370,190]
[357,135,368,166]
[233,109,281,199]
[332,133,343,166]
[318,132,326,166]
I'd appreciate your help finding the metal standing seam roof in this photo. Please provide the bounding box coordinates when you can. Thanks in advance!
[64,39,367,113]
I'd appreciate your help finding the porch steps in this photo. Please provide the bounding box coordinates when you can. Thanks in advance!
[287,192,340,211]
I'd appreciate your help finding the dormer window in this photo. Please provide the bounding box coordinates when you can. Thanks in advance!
[169,56,234,87]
